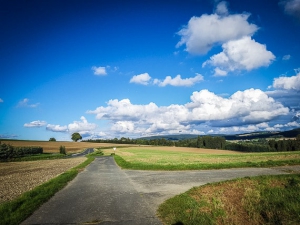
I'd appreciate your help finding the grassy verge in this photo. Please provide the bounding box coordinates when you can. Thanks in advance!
[158,174,300,225]
[114,154,300,170]
[0,156,95,225]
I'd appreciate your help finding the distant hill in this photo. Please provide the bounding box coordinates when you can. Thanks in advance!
[137,128,300,141]
[136,134,199,141]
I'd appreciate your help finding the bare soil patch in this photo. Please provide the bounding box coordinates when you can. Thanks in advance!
[0,157,86,204]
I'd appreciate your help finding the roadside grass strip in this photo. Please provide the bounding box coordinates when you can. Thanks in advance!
[157,174,300,225]
[0,156,95,225]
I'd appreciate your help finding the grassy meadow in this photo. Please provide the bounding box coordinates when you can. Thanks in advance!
[158,174,300,225]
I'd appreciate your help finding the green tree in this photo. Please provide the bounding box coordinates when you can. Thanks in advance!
[49,137,56,141]
[71,132,82,142]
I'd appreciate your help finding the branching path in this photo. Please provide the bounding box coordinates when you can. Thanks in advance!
[22,157,297,225]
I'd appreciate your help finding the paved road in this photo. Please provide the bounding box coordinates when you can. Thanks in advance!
[22,157,298,225]
[71,148,94,157]
[22,157,161,225]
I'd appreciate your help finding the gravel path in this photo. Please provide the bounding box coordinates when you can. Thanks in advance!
[21,156,297,225]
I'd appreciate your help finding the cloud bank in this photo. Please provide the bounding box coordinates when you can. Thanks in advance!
[87,88,289,136]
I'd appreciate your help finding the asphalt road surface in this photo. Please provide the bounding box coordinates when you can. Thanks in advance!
[22,157,298,225]
[71,148,94,157]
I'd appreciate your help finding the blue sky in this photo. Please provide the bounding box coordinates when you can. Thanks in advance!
[0,0,300,141]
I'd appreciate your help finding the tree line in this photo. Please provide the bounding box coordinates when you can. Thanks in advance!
[0,142,43,160]
[84,134,300,152]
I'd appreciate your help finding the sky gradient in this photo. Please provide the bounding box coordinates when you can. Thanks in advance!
[1,0,300,141]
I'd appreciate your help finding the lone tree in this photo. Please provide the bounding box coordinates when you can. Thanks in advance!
[71,132,82,142]
[49,137,56,142]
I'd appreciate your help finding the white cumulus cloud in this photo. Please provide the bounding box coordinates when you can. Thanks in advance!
[153,73,204,87]
[68,116,97,134]
[272,72,300,91]
[92,66,107,76]
[46,124,68,132]
[46,116,97,135]
[130,73,151,85]
[203,36,275,73]
[176,2,258,54]
[24,120,47,128]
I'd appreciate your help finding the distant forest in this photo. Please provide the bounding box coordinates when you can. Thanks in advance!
[83,134,300,152]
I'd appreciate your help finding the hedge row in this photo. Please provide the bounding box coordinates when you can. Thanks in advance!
[0,143,43,160]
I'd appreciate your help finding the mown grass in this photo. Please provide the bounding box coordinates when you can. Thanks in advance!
[113,147,300,170]
[158,174,300,225]
[0,156,95,225]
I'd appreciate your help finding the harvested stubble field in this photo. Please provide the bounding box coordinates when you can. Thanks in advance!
[0,157,86,204]
[1,140,130,153]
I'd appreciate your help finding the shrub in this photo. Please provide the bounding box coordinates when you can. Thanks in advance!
[59,146,66,155]
[49,137,56,142]
[0,143,14,159]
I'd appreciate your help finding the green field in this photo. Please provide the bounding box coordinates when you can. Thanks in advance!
[105,146,300,170]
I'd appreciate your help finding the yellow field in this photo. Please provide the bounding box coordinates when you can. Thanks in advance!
[1,140,131,154]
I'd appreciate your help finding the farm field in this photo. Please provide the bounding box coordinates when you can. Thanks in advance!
[107,146,300,169]
[2,143,300,204]
[1,140,130,154]
[0,157,86,204]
